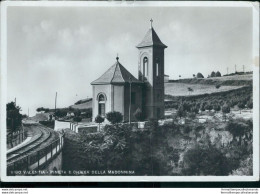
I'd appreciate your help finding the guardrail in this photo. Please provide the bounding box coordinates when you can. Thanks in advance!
[7,125,27,149]
[7,133,64,176]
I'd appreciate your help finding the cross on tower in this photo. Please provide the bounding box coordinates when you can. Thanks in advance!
[150,18,153,28]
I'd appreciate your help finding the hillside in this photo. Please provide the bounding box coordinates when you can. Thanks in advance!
[170,74,252,86]
[69,99,92,110]
[165,83,243,97]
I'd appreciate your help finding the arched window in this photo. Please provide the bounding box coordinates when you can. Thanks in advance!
[156,57,160,77]
[98,94,106,117]
[143,57,148,77]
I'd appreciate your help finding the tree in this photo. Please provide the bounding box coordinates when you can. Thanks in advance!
[246,99,253,112]
[196,72,204,78]
[55,109,67,118]
[106,111,123,124]
[226,121,249,145]
[211,71,216,77]
[193,74,196,78]
[6,102,22,132]
[215,85,221,89]
[200,103,206,112]
[213,104,221,112]
[205,103,213,111]
[222,104,231,122]
[216,71,221,77]
[238,102,245,114]
[133,108,144,121]
[36,107,45,112]
[177,105,186,119]
[182,144,230,175]
[95,115,104,131]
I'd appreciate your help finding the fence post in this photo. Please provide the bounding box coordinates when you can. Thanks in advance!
[56,140,58,153]
[51,143,53,158]
[45,147,48,162]
[37,151,40,169]
[26,155,29,170]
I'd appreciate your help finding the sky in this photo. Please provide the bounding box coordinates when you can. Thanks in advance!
[6,5,253,115]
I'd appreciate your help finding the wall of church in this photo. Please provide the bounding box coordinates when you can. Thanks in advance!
[112,85,124,115]
[124,84,143,122]
[92,84,112,122]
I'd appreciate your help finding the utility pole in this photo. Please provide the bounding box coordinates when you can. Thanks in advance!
[28,108,29,117]
[235,64,237,73]
[129,77,132,125]
[14,98,16,106]
[55,92,57,119]
[227,67,229,75]
[243,65,245,72]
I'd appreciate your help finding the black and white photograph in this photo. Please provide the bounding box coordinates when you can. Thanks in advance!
[1,1,259,182]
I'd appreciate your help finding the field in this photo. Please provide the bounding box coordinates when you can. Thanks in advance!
[165,83,243,96]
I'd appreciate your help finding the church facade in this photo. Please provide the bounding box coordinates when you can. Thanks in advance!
[91,21,167,122]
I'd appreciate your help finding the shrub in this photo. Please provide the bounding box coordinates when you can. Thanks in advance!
[205,104,213,111]
[133,108,144,121]
[246,99,253,109]
[188,112,196,120]
[215,85,221,89]
[95,115,104,131]
[177,105,186,118]
[106,111,123,124]
[148,118,159,130]
[182,144,230,175]
[95,115,104,124]
[222,105,230,114]
[73,116,82,122]
[213,104,221,112]
[55,109,67,118]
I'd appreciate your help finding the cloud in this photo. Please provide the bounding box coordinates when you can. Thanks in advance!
[7,6,253,115]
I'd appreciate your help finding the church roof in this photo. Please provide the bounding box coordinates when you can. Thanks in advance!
[91,58,142,85]
[136,27,167,48]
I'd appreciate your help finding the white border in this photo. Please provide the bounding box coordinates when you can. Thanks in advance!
[1,1,259,182]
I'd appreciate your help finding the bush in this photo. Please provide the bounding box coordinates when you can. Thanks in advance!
[106,111,123,124]
[55,109,67,118]
[133,108,144,121]
[177,105,186,118]
[213,104,221,112]
[182,144,230,175]
[95,115,104,124]
[73,116,82,122]
[215,85,221,89]
[222,105,230,114]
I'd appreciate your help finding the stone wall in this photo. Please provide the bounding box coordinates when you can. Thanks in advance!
[54,120,71,131]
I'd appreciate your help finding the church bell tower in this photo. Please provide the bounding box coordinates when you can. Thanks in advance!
[136,19,167,120]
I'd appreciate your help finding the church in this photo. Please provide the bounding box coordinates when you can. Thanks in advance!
[91,20,167,122]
